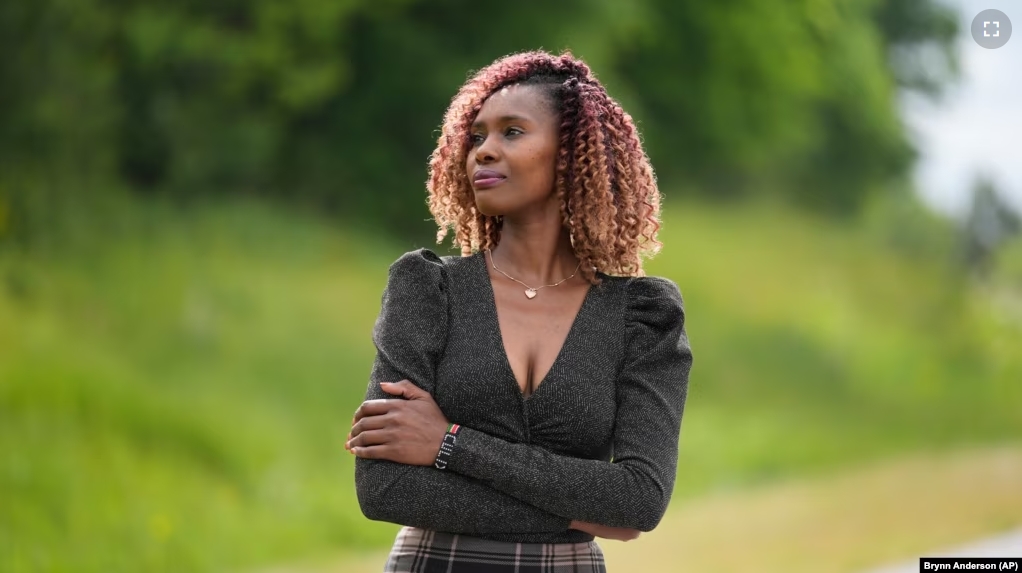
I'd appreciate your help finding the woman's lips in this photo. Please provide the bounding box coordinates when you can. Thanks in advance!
[473,177,505,189]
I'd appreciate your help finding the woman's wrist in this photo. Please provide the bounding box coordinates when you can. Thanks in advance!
[433,423,461,470]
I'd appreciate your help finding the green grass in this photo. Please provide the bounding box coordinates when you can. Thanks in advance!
[651,204,1022,493]
[1,197,1020,572]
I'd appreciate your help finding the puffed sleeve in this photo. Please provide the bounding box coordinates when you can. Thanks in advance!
[353,248,571,535]
[444,277,693,531]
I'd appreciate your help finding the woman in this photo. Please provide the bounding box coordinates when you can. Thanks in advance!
[346,50,693,572]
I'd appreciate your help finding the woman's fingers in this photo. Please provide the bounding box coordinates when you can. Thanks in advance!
[602,527,640,541]
[346,384,448,466]
[346,398,405,451]
[379,379,429,400]
[350,445,388,459]
[353,398,398,422]
[346,428,391,452]
[349,412,392,438]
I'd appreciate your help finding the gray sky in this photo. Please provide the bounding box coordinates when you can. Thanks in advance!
[900,0,1021,218]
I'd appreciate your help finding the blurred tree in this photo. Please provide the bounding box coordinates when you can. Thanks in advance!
[611,0,958,213]
[0,0,960,245]
[0,0,120,246]
[963,176,1022,278]
[873,0,960,95]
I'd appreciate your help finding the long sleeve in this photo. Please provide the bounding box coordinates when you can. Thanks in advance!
[353,248,571,535]
[445,277,693,531]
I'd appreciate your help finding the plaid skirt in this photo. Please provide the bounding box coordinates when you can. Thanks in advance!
[383,526,607,572]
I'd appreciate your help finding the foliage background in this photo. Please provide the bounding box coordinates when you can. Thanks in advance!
[1,0,958,239]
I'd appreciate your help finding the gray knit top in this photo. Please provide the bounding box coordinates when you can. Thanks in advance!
[354,248,693,544]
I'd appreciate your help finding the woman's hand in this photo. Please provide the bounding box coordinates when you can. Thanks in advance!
[346,379,449,466]
[569,520,641,542]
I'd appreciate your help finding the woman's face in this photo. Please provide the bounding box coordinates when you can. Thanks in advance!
[466,84,560,218]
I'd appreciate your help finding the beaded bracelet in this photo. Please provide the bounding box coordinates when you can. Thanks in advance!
[434,423,461,470]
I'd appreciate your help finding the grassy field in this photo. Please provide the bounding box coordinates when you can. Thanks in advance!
[1,197,1020,572]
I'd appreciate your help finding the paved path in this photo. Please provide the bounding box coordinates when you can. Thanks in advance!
[861,528,1022,573]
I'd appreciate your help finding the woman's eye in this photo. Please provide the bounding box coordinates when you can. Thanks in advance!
[505,128,523,137]
[469,133,484,145]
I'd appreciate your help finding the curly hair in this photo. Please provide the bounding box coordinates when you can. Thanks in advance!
[427,50,662,283]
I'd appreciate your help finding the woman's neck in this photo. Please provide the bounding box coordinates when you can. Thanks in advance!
[490,219,579,286]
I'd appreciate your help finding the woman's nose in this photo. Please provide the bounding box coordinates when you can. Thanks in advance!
[475,138,498,163]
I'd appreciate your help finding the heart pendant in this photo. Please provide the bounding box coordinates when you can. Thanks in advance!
[524,289,537,299]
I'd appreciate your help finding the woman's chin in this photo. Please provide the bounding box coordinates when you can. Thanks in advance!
[472,199,505,218]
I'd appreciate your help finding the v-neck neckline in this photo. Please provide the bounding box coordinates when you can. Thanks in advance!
[474,250,597,402]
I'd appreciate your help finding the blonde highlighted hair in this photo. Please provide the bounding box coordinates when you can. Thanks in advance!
[427,50,663,282]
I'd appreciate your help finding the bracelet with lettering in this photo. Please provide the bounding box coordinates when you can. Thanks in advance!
[434,423,461,470]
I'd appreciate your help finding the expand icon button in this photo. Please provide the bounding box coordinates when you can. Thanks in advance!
[971,9,1012,49]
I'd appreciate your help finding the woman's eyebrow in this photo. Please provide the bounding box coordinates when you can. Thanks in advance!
[471,114,532,128]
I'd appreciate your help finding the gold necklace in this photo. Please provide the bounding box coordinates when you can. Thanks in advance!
[486,248,582,299]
